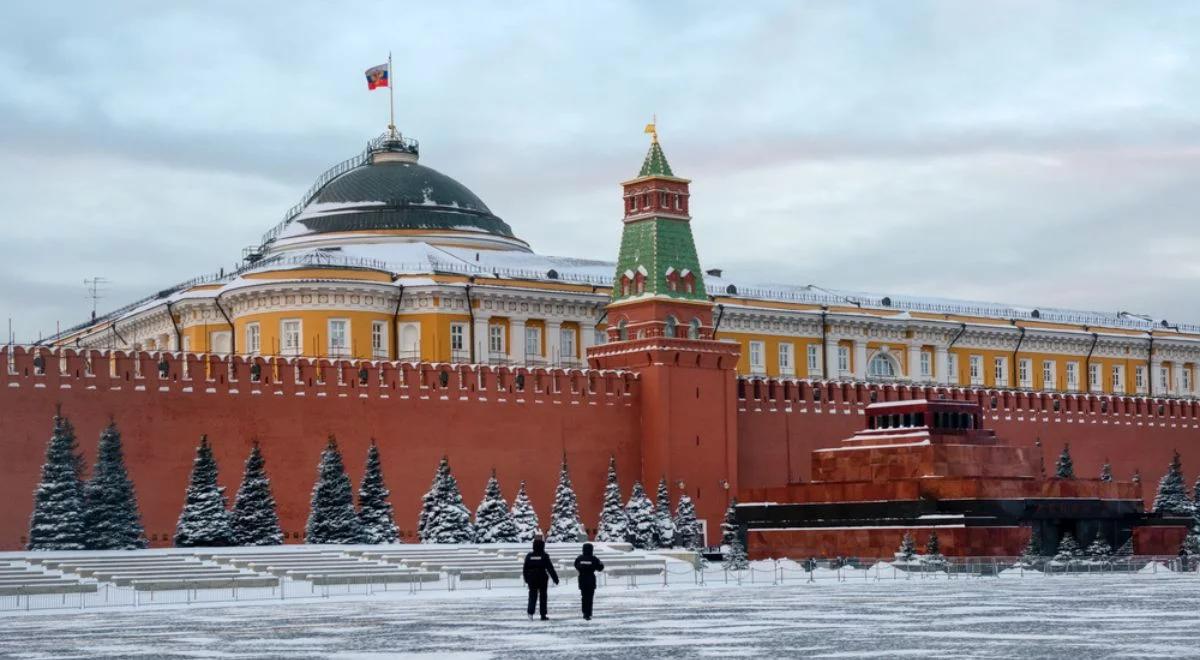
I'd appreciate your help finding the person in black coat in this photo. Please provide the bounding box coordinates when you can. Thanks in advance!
[572,542,605,620]
[523,538,559,620]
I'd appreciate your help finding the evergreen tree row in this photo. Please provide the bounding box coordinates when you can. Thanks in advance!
[28,412,147,551]
[176,435,399,546]
[416,453,707,550]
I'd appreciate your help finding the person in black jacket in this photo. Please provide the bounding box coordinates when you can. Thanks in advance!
[572,543,605,620]
[523,538,559,620]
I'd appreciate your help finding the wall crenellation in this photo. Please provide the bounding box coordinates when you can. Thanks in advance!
[2,346,638,406]
[736,376,1200,423]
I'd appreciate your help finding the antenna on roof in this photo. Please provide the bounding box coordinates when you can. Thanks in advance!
[84,277,108,320]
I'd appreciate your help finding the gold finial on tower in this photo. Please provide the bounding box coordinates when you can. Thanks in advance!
[643,114,658,143]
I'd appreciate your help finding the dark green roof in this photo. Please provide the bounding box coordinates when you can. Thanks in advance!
[638,140,674,177]
[293,160,517,239]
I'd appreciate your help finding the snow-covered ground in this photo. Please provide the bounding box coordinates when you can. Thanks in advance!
[2,574,1198,658]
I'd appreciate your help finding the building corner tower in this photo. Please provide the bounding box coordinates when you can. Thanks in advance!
[587,126,741,544]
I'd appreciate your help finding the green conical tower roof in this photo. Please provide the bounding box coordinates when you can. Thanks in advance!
[639,138,674,177]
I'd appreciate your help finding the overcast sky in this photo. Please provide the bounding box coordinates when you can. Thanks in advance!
[3,1,1200,342]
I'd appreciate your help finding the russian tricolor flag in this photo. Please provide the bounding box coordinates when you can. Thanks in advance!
[365,64,389,90]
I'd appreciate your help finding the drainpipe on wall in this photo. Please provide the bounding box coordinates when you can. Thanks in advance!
[946,322,967,383]
[164,301,183,352]
[390,283,405,360]
[110,319,127,350]
[214,292,236,355]
[464,279,476,364]
[1084,330,1099,393]
[820,308,829,378]
[1147,332,1155,397]
[712,304,726,340]
[1011,324,1026,388]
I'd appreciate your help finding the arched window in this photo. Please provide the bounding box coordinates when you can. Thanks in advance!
[688,318,702,339]
[664,316,678,338]
[868,353,897,378]
[618,320,628,341]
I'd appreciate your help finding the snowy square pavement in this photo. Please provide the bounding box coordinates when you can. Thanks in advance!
[1,576,1198,658]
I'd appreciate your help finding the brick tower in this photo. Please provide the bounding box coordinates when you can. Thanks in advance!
[587,125,741,544]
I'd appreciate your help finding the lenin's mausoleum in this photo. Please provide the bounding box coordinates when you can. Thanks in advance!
[2,126,1197,556]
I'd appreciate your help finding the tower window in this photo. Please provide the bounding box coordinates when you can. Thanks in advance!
[674,194,681,210]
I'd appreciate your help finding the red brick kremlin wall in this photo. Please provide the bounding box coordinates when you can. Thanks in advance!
[736,378,1200,504]
[4,347,1199,552]
[0,347,641,550]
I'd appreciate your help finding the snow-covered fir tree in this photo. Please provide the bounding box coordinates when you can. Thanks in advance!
[83,422,147,550]
[1054,444,1075,479]
[416,457,448,541]
[27,413,86,550]
[357,442,398,544]
[623,481,657,549]
[231,442,282,546]
[594,456,628,543]
[673,494,702,550]
[925,531,941,557]
[420,456,474,543]
[474,469,518,543]
[1085,535,1112,559]
[1152,450,1193,516]
[720,498,740,548]
[1114,536,1134,556]
[1054,532,1082,560]
[897,531,916,561]
[1132,470,1141,485]
[1182,526,1200,558]
[174,435,234,547]
[1193,475,1200,510]
[1020,532,1043,564]
[723,533,748,571]
[305,437,363,544]
[546,456,585,542]
[653,478,676,549]
[1099,462,1113,483]
[510,480,541,542]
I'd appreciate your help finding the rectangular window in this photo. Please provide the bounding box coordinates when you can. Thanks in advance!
[969,355,983,385]
[593,329,606,346]
[837,346,850,374]
[1088,363,1101,392]
[749,341,765,372]
[778,343,793,376]
[1160,366,1170,392]
[489,324,505,354]
[450,323,466,353]
[993,357,1007,386]
[281,320,301,356]
[807,345,820,375]
[920,351,932,378]
[371,321,387,359]
[328,319,349,357]
[1018,358,1031,388]
[1111,365,1124,394]
[1042,360,1056,390]
[246,323,261,355]
[1183,367,1192,394]
[948,353,959,384]
[525,326,541,358]
[560,327,576,360]
[1135,365,1147,393]
[1065,361,1079,391]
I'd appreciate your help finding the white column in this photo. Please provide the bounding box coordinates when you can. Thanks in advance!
[907,343,921,382]
[1150,357,1163,395]
[473,315,490,364]
[824,337,840,379]
[546,320,562,366]
[580,320,596,353]
[510,319,526,366]
[1172,362,1183,395]
[853,340,867,380]
[935,346,950,385]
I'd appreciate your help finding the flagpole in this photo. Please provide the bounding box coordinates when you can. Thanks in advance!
[388,51,396,137]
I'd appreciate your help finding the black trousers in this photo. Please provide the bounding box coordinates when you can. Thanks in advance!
[581,588,595,618]
[527,583,548,616]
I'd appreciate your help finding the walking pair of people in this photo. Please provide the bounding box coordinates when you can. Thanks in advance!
[522,539,605,620]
